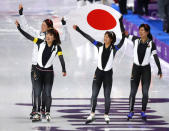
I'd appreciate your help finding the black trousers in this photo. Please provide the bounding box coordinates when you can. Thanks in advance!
[31,65,37,111]
[129,64,151,112]
[91,68,113,115]
[31,65,46,111]
[118,0,127,14]
[34,68,54,112]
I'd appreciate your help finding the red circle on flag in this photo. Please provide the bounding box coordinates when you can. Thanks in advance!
[87,9,117,30]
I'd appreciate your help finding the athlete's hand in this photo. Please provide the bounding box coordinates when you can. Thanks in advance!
[19,4,23,10]
[19,4,23,15]
[15,20,20,27]
[158,72,162,79]
[73,25,78,30]
[61,17,66,25]
[158,74,163,79]
[124,31,129,37]
[62,72,66,77]
[158,70,162,79]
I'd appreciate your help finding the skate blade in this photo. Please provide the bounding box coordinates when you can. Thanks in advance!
[106,121,109,124]
[46,119,51,122]
[32,119,41,122]
[30,116,33,119]
[127,117,132,121]
[142,117,147,122]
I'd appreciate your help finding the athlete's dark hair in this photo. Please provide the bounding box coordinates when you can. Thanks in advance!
[139,24,153,40]
[105,31,116,44]
[47,28,61,45]
[44,19,53,29]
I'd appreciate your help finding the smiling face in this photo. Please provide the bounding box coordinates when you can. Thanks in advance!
[45,33,55,44]
[139,27,149,39]
[41,22,48,33]
[104,33,112,45]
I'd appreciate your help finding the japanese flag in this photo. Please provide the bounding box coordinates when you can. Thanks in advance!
[66,4,123,46]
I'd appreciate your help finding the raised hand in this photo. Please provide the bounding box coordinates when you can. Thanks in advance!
[15,20,20,27]
[73,25,78,30]
[61,17,66,25]
[19,4,23,15]
[19,4,23,10]
[124,31,129,37]
[62,72,67,77]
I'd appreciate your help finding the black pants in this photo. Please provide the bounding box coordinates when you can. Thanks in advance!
[41,88,46,110]
[137,0,149,15]
[31,65,46,111]
[91,68,113,115]
[31,65,37,111]
[34,67,54,112]
[129,64,151,112]
[118,0,127,14]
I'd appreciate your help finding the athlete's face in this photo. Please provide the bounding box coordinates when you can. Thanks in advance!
[139,27,148,39]
[41,22,48,33]
[104,34,112,45]
[46,33,55,43]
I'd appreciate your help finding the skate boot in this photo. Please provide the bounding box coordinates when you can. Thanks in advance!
[127,112,134,120]
[85,113,95,124]
[32,112,41,122]
[104,114,110,124]
[45,112,51,122]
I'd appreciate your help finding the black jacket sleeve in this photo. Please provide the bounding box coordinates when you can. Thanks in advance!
[17,24,43,45]
[57,45,66,72]
[113,16,125,50]
[76,26,103,48]
[151,42,162,75]
[58,55,66,72]
[116,33,126,50]
[19,7,23,15]
[153,54,162,75]
[119,16,125,33]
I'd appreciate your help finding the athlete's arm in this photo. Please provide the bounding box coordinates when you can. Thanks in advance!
[18,4,40,37]
[73,25,103,48]
[152,42,162,78]
[57,45,66,76]
[16,20,43,45]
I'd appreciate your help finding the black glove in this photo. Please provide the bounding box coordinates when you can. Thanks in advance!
[61,18,66,25]
[19,7,23,15]
[76,26,80,31]
[158,69,162,76]
[17,23,21,29]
